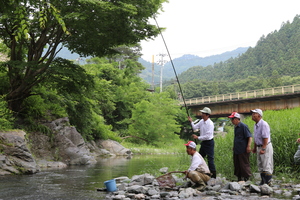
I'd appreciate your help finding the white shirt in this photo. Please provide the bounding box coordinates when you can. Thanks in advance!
[188,151,210,173]
[191,118,214,141]
[188,151,203,171]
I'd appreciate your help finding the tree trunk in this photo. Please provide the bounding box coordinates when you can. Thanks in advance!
[6,76,32,114]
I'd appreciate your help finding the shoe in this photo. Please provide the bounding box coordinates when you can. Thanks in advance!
[185,181,193,188]
[264,173,272,186]
[211,171,216,179]
[259,172,266,185]
[193,184,206,191]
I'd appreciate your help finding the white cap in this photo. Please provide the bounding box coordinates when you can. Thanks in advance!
[228,112,240,119]
[200,107,211,114]
[184,141,196,149]
[251,109,263,117]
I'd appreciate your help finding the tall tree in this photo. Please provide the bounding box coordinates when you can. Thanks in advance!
[0,0,166,114]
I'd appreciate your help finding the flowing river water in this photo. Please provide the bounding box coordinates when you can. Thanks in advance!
[0,154,187,200]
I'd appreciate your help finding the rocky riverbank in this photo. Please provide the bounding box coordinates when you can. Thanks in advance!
[0,117,132,175]
[99,168,300,200]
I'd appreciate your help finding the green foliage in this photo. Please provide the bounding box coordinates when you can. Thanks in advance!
[83,56,149,133]
[0,0,188,147]
[0,96,14,130]
[127,92,181,146]
[0,0,166,115]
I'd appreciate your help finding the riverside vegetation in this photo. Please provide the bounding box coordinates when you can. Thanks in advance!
[123,107,300,184]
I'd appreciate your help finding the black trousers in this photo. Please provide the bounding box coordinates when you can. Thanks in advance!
[199,139,216,172]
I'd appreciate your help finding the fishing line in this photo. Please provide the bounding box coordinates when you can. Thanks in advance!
[153,16,190,117]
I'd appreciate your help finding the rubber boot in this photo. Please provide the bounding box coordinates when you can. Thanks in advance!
[264,173,272,186]
[259,172,266,185]
[211,171,216,179]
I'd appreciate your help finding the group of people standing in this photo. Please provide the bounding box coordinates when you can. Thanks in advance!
[183,107,282,191]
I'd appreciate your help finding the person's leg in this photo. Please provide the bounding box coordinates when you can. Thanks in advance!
[205,140,216,178]
[199,144,206,158]
[233,153,241,181]
[261,144,273,185]
[187,171,206,191]
[238,152,251,181]
[257,147,264,185]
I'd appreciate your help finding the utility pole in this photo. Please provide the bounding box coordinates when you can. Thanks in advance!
[157,53,167,93]
[152,55,155,90]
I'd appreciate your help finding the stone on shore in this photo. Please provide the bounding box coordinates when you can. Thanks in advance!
[99,170,300,200]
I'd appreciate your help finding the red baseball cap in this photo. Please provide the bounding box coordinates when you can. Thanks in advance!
[228,112,240,118]
[184,141,196,149]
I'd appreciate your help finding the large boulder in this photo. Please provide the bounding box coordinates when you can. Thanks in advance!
[0,131,39,175]
[44,117,97,165]
[97,139,132,156]
[1,117,134,175]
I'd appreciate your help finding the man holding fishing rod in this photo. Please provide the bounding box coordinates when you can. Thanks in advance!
[188,107,217,179]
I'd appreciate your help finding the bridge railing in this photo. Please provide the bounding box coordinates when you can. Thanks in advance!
[183,84,300,105]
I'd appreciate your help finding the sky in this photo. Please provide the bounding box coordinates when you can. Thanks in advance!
[140,0,300,62]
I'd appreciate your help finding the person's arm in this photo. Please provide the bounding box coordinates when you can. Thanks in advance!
[260,138,268,154]
[244,124,252,153]
[246,137,252,153]
[297,138,300,144]
[188,116,199,130]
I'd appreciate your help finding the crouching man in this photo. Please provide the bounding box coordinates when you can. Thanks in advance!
[183,141,211,191]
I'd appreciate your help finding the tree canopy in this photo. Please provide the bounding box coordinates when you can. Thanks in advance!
[0,0,166,114]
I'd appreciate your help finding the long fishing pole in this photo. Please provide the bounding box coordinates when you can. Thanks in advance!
[153,17,190,117]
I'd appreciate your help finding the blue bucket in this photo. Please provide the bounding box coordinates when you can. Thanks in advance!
[104,179,117,192]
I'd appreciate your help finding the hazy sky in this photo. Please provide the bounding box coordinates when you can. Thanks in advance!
[140,0,300,62]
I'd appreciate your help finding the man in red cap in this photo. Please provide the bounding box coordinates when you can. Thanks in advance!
[183,141,211,191]
[228,112,252,181]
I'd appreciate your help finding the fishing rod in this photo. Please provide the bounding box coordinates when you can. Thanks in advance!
[153,16,190,117]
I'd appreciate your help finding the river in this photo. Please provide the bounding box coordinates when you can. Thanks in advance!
[0,154,188,200]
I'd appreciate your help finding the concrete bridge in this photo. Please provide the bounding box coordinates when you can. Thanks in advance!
[181,84,300,118]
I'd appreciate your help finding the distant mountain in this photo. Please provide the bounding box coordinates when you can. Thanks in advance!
[172,16,300,99]
[138,47,249,84]
[54,45,248,85]
[55,46,89,64]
